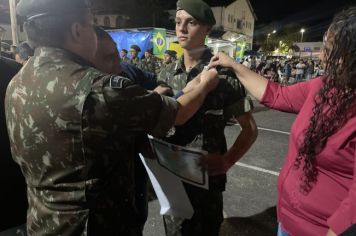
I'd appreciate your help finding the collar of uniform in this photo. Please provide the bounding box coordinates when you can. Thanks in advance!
[34,47,95,67]
[173,47,213,76]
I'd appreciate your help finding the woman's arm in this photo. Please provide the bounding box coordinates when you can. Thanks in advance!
[208,53,315,113]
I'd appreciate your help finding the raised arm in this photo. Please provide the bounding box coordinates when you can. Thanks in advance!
[175,68,219,125]
[101,68,219,137]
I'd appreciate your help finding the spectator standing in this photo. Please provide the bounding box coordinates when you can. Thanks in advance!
[295,59,306,82]
[208,6,356,236]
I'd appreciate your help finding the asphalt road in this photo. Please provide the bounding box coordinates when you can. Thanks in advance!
[143,101,297,236]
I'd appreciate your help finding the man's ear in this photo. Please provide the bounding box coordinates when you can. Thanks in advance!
[70,22,83,42]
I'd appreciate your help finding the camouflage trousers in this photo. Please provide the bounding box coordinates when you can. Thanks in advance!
[163,183,223,236]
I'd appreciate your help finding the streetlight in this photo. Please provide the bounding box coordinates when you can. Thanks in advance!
[266,30,276,50]
[300,28,305,42]
[267,33,271,44]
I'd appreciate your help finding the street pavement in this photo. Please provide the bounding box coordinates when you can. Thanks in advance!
[143,100,297,236]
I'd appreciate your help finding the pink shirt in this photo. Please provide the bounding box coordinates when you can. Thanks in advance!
[261,77,356,236]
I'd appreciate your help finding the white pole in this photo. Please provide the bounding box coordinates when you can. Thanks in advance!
[9,0,19,46]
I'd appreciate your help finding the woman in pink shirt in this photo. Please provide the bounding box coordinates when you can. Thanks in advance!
[208,7,356,236]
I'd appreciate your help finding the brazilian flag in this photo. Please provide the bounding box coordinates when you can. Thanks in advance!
[153,28,166,58]
[235,42,246,62]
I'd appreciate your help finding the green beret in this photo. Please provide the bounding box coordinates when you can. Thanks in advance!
[17,0,90,20]
[176,0,216,25]
[130,45,141,52]
[165,50,177,58]
[145,48,153,54]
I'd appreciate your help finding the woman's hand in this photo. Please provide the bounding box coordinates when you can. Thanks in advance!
[208,52,236,69]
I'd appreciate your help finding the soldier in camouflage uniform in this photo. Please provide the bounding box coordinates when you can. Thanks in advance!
[161,50,177,70]
[129,44,141,68]
[5,0,219,235]
[140,48,160,75]
[120,49,130,63]
[93,26,171,231]
[158,0,258,235]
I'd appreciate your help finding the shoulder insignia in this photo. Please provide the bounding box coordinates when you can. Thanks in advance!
[109,76,129,89]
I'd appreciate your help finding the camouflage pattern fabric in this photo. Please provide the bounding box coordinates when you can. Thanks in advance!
[128,57,141,68]
[140,57,160,75]
[121,56,130,63]
[160,61,174,72]
[157,48,253,236]
[5,47,178,235]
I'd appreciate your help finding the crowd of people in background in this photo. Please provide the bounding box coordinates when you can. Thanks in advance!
[241,56,325,85]
[3,41,325,87]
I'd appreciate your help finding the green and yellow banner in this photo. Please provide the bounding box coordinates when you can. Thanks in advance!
[153,28,167,59]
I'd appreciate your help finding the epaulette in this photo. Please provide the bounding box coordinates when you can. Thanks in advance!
[109,76,129,89]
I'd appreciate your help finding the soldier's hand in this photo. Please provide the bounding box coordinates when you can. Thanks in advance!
[154,85,173,95]
[204,152,231,176]
[199,67,219,92]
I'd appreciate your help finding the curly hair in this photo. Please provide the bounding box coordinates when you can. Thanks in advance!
[294,6,356,193]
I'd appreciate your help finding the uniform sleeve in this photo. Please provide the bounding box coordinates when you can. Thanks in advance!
[99,75,178,137]
[121,62,157,90]
[261,78,320,114]
[327,140,356,235]
[222,71,253,119]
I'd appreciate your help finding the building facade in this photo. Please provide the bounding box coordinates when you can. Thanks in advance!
[94,14,130,28]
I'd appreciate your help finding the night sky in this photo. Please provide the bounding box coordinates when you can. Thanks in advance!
[249,0,354,41]
[167,0,355,41]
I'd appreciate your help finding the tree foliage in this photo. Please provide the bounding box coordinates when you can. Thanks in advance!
[255,24,304,54]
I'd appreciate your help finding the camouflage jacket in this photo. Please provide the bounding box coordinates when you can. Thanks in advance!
[160,61,174,72]
[140,57,160,75]
[128,57,141,68]
[5,47,178,235]
[157,49,253,191]
[121,56,130,63]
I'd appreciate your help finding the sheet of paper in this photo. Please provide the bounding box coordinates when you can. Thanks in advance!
[140,154,194,219]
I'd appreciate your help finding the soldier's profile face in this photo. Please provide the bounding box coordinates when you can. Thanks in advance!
[144,51,151,58]
[175,10,210,50]
[94,37,121,75]
[130,49,138,59]
[164,54,172,63]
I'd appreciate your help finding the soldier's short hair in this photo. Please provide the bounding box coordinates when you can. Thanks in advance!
[14,41,34,61]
